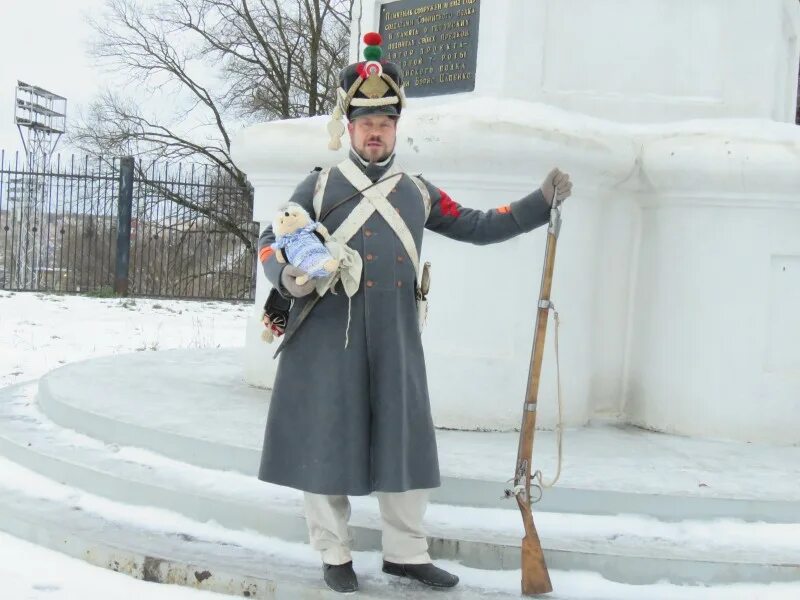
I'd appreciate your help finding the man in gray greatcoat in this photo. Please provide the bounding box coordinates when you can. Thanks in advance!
[257,34,573,594]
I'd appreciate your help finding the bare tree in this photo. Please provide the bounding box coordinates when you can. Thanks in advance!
[69,0,354,294]
[173,0,354,119]
[72,0,353,162]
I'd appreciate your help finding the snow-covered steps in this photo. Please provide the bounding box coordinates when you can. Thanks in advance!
[37,348,800,523]
[0,373,798,589]
[0,454,517,599]
[6,455,799,600]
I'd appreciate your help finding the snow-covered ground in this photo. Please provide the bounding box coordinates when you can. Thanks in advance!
[3,523,800,600]
[1,290,799,599]
[0,529,227,600]
[1,290,250,599]
[0,290,249,388]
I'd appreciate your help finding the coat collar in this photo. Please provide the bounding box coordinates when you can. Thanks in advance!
[349,149,397,183]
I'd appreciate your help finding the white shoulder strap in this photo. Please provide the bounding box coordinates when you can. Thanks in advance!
[336,158,402,202]
[312,167,331,220]
[331,198,376,246]
[338,159,422,283]
[409,175,431,221]
[332,159,400,247]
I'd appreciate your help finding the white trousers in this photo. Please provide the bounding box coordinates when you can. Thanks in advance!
[303,490,431,566]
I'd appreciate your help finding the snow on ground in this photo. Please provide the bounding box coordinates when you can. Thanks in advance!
[0,290,250,388]
[1,454,800,600]
[0,291,251,599]
[1,290,800,599]
[0,530,227,600]
[3,529,800,600]
[8,376,800,569]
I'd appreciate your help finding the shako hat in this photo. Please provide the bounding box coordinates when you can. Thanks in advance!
[327,32,407,150]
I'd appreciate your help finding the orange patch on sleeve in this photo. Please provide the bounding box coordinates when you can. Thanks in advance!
[497,205,511,214]
[259,246,274,263]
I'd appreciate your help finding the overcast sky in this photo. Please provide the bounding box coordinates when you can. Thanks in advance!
[0,0,244,167]
[0,0,113,156]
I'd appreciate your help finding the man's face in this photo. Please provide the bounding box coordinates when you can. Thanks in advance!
[348,114,398,162]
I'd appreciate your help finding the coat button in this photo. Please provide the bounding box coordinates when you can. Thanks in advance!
[396,281,403,288]
[366,280,374,288]
[364,229,372,237]
[366,253,374,261]
[397,255,404,262]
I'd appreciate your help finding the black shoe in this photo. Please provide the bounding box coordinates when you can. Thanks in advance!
[323,561,358,593]
[382,561,459,588]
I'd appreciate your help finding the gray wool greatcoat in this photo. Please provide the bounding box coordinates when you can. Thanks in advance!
[257,151,550,496]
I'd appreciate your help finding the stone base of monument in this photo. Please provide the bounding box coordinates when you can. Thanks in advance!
[0,348,798,598]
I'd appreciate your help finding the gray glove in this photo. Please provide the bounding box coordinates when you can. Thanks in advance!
[540,168,573,206]
[280,264,315,298]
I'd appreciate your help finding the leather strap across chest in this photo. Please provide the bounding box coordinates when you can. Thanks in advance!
[275,161,429,358]
[326,158,425,283]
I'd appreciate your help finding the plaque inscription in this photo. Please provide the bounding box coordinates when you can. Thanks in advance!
[379,0,480,97]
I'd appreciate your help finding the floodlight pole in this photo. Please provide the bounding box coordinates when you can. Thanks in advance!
[12,81,67,290]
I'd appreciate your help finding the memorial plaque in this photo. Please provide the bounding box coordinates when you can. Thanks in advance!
[379,0,480,98]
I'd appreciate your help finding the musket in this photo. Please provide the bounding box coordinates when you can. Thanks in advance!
[511,194,564,595]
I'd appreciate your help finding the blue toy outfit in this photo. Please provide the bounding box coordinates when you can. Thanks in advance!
[272,223,332,279]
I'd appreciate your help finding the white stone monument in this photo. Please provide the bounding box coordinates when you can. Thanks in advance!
[233,0,800,443]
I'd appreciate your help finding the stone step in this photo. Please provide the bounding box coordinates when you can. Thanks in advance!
[0,454,516,600]
[37,349,800,523]
[0,381,798,587]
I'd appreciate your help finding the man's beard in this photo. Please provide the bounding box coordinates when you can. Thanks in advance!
[359,143,393,163]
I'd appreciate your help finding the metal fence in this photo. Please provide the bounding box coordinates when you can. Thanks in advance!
[0,151,256,300]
